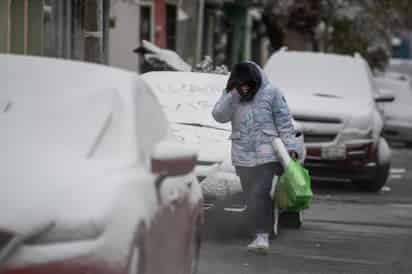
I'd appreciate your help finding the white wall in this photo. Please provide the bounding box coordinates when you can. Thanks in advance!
[108,0,140,72]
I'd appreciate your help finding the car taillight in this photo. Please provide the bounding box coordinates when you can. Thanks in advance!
[367,143,377,161]
[151,156,197,176]
[306,147,321,158]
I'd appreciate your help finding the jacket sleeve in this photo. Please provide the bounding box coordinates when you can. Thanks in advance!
[212,89,240,123]
[272,88,298,152]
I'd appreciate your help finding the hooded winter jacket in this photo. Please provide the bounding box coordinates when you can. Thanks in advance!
[212,62,298,167]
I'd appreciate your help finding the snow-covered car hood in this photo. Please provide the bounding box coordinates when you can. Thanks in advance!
[141,71,230,131]
[0,139,132,239]
[171,123,231,163]
[285,92,375,136]
[286,92,353,123]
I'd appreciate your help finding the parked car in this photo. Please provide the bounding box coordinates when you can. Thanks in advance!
[134,40,192,73]
[0,54,202,274]
[374,72,412,147]
[141,71,305,205]
[264,50,392,192]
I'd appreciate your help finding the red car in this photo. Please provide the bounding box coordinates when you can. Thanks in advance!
[0,55,203,274]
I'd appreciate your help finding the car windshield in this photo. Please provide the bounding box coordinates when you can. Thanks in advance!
[1,91,124,159]
[265,53,372,101]
[142,72,230,130]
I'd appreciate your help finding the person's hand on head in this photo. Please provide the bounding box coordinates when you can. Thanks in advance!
[237,83,251,97]
[226,79,239,93]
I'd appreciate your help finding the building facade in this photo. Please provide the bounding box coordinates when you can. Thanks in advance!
[0,0,270,71]
[0,0,110,63]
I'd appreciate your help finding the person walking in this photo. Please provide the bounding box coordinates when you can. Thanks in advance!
[212,61,299,253]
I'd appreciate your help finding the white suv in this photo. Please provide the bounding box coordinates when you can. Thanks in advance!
[264,50,392,192]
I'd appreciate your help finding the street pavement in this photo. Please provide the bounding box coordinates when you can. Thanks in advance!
[198,147,412,274]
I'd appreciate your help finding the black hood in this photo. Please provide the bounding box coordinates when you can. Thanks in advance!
[226,62,262,102]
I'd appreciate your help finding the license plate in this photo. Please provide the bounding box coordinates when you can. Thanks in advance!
[321,145,346,160]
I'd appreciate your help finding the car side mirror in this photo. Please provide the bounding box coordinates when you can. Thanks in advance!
[151,141,197,203]
[374,88,395,103]
[151,141,197,176]
[374,94,395,103]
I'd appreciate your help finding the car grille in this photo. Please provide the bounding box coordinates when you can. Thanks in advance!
[304,134,337,143]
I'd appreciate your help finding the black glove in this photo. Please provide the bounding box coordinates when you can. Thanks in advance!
[226,79,238,93]
[289,151,299,161]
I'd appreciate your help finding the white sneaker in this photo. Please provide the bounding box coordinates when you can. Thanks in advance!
[247,233,269,254]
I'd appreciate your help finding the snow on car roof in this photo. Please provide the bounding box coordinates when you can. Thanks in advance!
[141,71,230,130]
[264,51,372,100]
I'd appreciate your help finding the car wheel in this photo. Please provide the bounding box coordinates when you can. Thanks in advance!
[354,138,391,192]
[280,211,302,229]
[355,162,390,192]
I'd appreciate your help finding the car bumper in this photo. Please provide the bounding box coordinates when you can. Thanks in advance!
[382,121,412,142]
[305,141,378,182]
[305,158,377,182]
[1,238,126,274]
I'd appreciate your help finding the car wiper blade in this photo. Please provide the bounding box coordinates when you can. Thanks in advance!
[1,101,12,113]
[175,122,230,132]
[313,92,342,99]
[0,221,55,268]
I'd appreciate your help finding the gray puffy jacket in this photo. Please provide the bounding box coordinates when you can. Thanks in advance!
[212,62,298,167]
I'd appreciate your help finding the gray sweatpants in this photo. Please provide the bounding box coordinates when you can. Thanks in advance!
[235,162,283,234]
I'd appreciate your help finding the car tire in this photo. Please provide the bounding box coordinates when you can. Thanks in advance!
[280,211,302,229]
[355,162,390,192]
[354,138,391,192]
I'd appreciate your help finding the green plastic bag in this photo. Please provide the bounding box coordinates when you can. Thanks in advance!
[275,160,313,212]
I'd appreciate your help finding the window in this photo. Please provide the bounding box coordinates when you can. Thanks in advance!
[166,3,177,50]
[140,5,152,42]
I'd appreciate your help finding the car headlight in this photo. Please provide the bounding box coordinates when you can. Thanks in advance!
[338,128,374,143]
